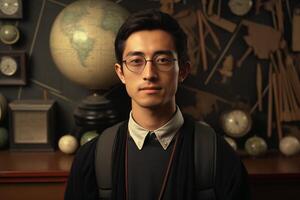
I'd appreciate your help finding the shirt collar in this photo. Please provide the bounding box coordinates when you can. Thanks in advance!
[128,107,184,150]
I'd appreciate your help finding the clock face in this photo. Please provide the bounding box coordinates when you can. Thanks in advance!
[221,109,252,138]
[228,0,253,16]
[0,0,19,16]
[0,56,18,76]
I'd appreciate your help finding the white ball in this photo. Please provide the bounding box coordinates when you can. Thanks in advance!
[279,136,300,156]
[58,135,78,154]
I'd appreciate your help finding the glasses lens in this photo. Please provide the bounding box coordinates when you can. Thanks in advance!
[154,54,175,71]
[125,56,145,72]
[124,54,177,73]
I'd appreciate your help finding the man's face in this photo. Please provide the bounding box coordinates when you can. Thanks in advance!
[115,30,189,111]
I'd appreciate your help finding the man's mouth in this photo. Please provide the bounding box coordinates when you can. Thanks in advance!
[139,86,161,90]
[139,86,162,93]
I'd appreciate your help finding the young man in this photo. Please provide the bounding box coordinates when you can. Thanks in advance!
[65,9,250,200]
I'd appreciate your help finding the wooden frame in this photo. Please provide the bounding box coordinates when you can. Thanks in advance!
[0,51,26,85]
[292,8,300,51]
[0,0,23,19]
[9,100,56,151]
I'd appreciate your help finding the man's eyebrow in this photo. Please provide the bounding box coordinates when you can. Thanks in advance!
[125,51,144,57]
[124,50,176,57]
[153,50,175,56]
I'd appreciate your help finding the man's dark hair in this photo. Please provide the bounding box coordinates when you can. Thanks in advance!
[114,9,189,66]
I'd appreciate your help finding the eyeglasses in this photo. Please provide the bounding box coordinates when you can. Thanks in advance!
[122,54,177,74]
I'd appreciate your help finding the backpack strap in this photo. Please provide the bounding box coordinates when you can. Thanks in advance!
[194,121,217,200]
[95,121,124,200]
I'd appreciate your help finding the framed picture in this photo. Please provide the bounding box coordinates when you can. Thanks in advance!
[0,92,7,122]
[9,100,56,151]
[0,0,23,19]
[0,51,26,85]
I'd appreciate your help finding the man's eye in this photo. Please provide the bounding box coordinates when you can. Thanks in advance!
[155,57,172,64]
[128,58,144,66]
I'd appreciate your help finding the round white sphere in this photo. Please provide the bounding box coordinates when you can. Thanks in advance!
[224,136,238,151]
[58,135,78,154]
[279,136,300,156]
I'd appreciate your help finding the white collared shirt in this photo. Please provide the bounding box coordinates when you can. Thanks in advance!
[128,107,184,150]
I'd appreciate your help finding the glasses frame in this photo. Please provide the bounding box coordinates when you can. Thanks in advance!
[122,55,177,74]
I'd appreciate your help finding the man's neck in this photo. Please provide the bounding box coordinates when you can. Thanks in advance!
[131,104,176,131]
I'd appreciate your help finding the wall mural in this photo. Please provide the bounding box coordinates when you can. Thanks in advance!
[0,0,300,155]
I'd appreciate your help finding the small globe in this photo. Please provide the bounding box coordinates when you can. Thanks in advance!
[49,0,129,90]
[80,130,99,146]
[0,24,20,45]
[245,136,268,156]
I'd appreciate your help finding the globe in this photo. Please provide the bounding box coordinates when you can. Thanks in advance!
[49,0,129,90]
[0,24,20,45]
[245,136,268,156]
[80,130,99,146]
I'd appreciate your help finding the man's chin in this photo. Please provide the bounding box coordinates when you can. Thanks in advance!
[140,102,162,109]
[135,100,164,110]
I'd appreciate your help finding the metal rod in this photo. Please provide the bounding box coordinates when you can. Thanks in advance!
[205,21,242,85]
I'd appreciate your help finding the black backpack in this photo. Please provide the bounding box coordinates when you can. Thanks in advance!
[95,121,217,200]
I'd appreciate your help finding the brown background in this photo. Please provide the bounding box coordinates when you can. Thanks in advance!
[0,0,300,150]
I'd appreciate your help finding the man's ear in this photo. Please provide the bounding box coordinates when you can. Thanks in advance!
[115,63,126,84]
[178,61,191,82]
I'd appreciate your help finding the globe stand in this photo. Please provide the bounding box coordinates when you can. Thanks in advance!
[73,92,119,138]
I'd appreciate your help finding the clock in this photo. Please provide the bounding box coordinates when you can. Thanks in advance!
[228,0,253,16]
[0,51,26,85]
[0,56,18,76]
[0,0,22,19]
[220,109,252,138]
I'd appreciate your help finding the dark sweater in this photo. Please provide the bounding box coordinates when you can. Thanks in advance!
[127,134,174,199]
[65,118,250,200]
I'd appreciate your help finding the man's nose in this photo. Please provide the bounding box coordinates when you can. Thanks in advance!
[142,60,158,81]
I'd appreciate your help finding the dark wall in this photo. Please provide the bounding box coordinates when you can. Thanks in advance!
[0,0,299,150]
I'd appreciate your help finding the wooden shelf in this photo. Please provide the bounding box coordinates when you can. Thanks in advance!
[241,152,300,200]
[242,151,300,178]
[1,150,300,200]
[0,150,73,200]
